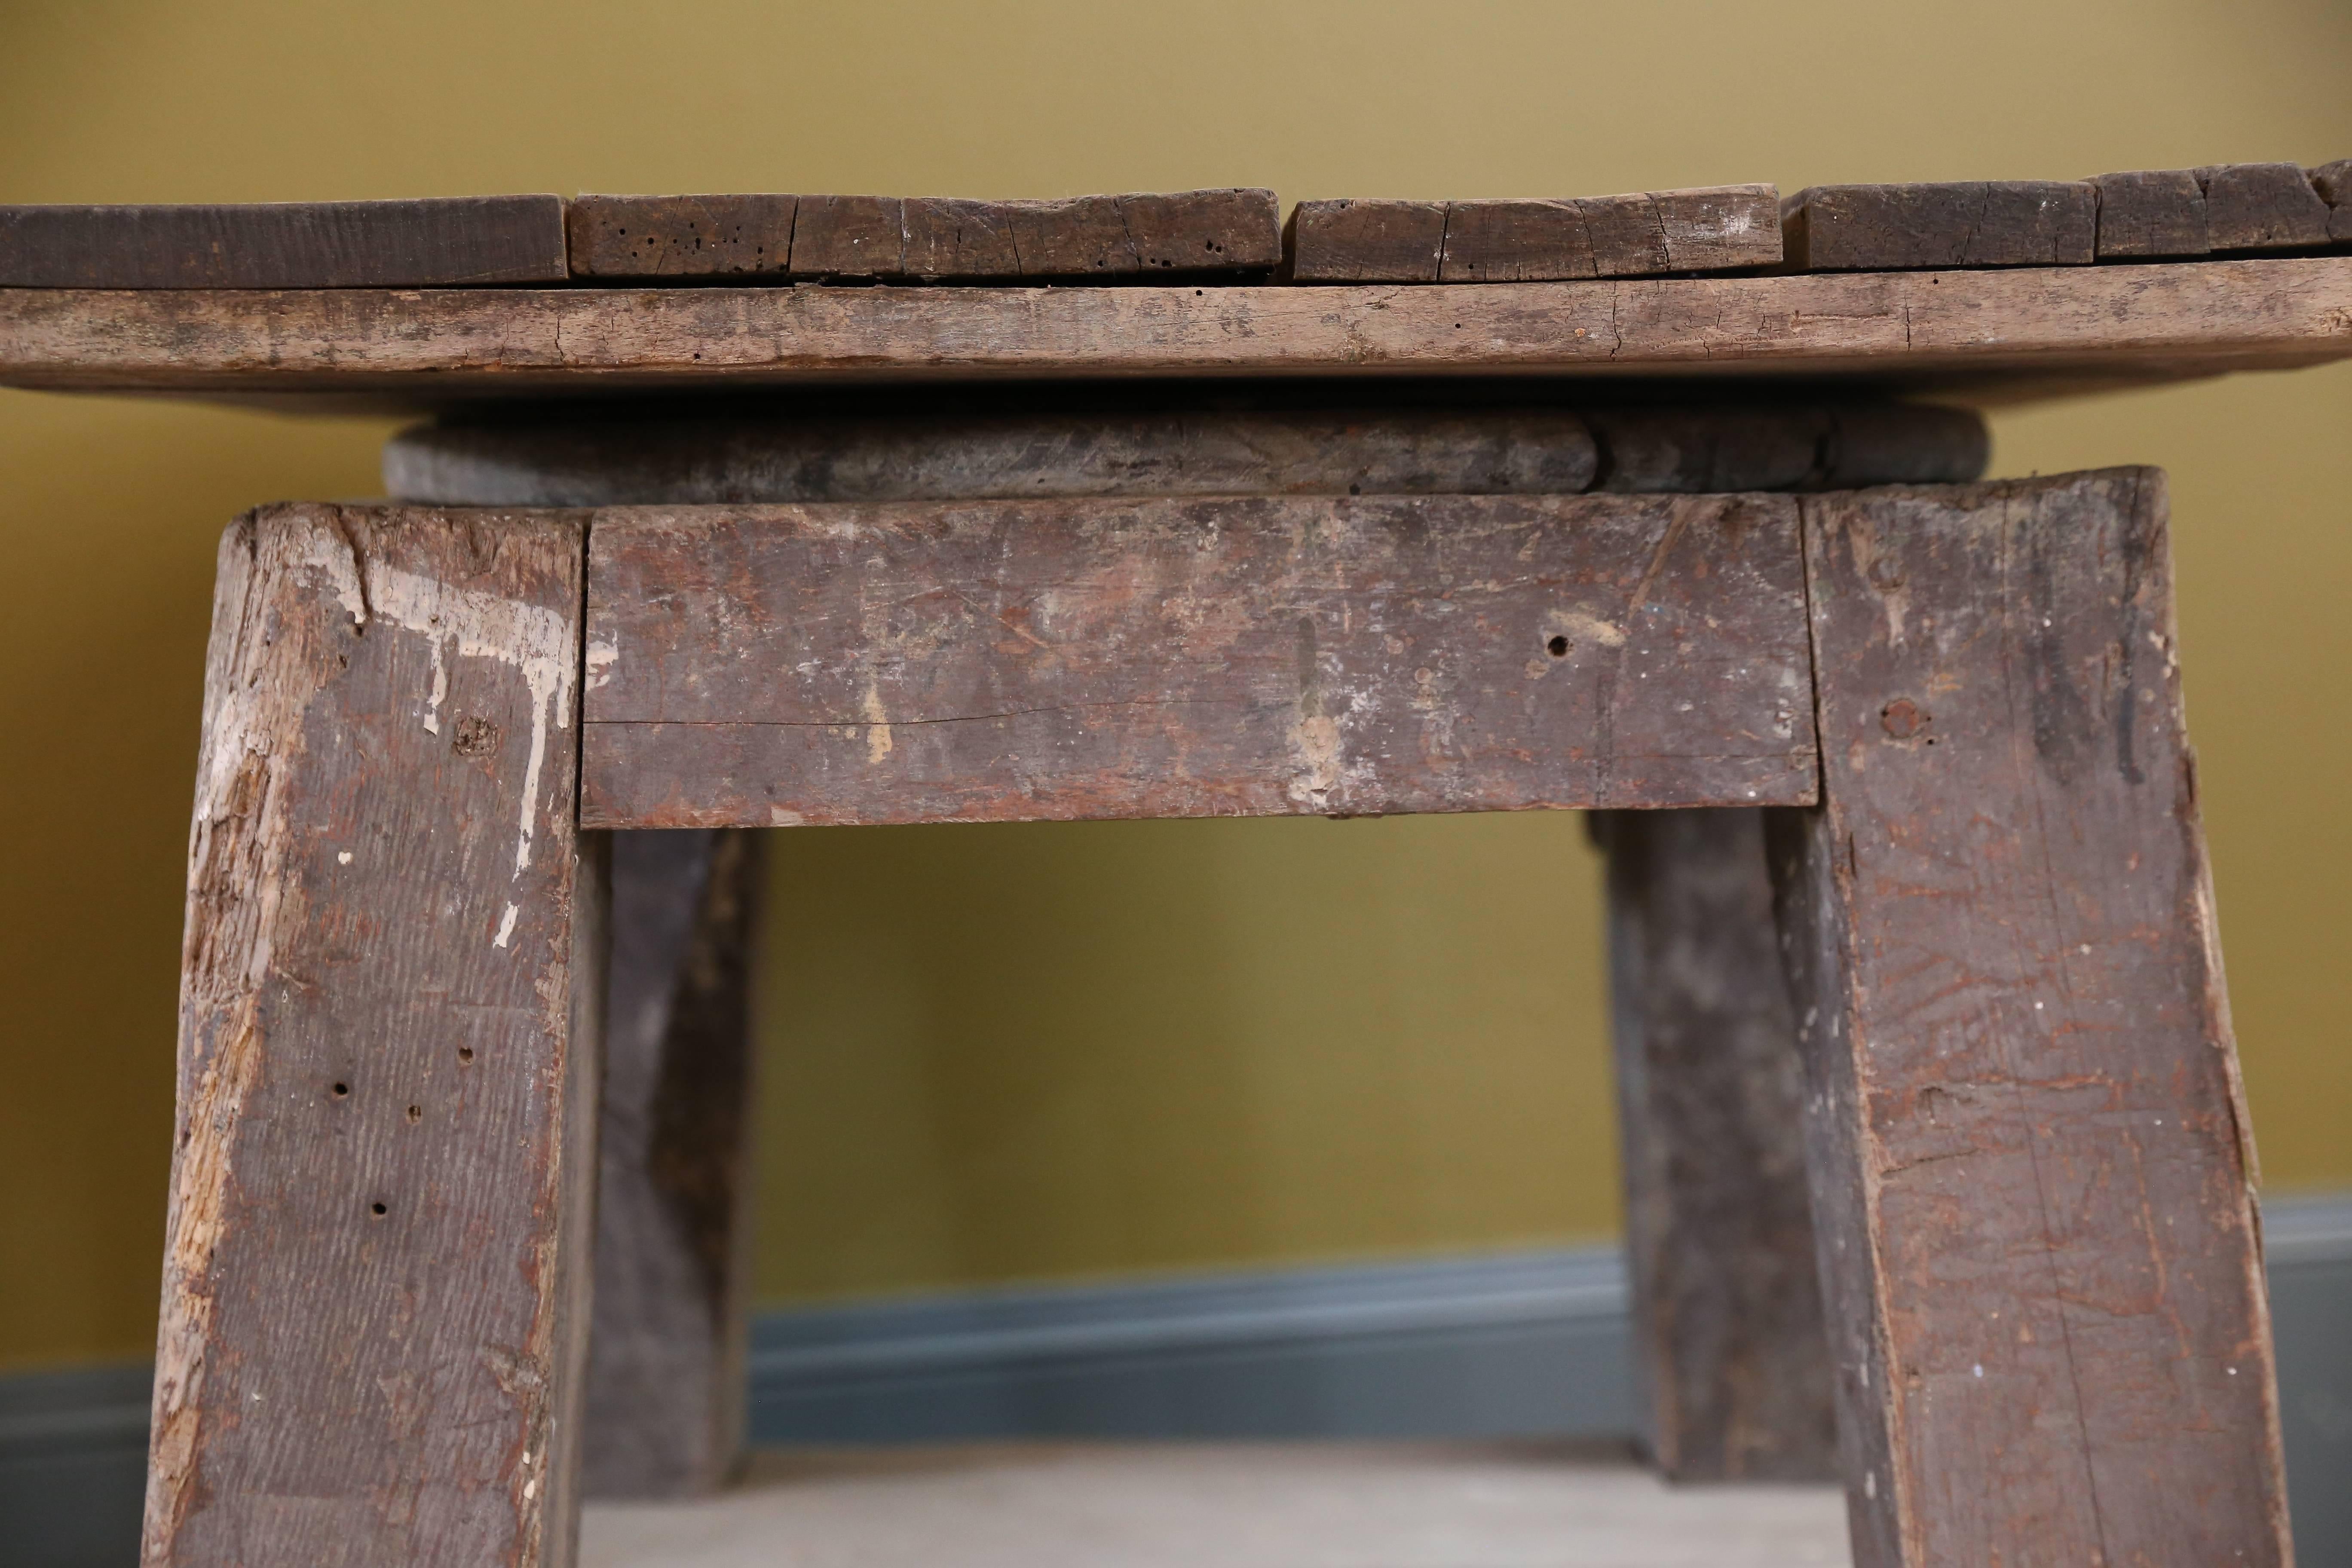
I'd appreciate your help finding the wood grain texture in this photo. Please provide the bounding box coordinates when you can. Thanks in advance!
[2312,159,2352,245]
[148,504,598,1567]
[579,491,1818,828]
[1584,404,1985,494]
[585,830,762,1500]
[11,258,2348,407]
[386,407,1604,505]
[1597,808,1836,1483]
[0,196,567,288]
[1767,470,2290,1567]
[2198,162,2332,253]
[567,190,1279,282]
[567,196,796,279]
[1296,187,1779,283]
[1781,182,2096,271]
[2092,170,2211,259]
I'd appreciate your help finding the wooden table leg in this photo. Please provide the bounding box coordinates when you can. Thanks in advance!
[1598,808,1837,1481]
[1769,469,2291,1565]
[585,828,762,1498]
[145,504,602,1567]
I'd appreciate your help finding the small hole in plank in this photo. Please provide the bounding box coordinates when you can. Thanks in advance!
[1547,636,1570,657]
[406,1105,422,1123]
[331,1082,349,1097]
[370,1202,387,1218]
[458,1047,475,1065]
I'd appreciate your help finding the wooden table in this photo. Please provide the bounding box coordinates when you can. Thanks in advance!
[13,214,2340,1566]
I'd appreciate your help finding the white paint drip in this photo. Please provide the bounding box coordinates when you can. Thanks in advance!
[585,639,619,692]
[337,851,353,866]
[301,533,579,934]
[494,902,519,949]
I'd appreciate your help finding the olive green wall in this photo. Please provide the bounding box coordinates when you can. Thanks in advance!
[4,0,2348,1364]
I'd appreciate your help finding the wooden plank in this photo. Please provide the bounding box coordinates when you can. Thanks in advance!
[1301,186,1779,283]
[785,194,905,280]
[2312,159,2352,245]
[2092,169,2210,259]
[1781,182,2096,270]
[148,504,598,1565]
[0,196,567,288]
[386,407,1603,505]
[1597,808,1836,1482]
[568,195,796,279]
[579,491,1818,828]
[6,257,2351,406]
[570,190,1279,282]
[1285,199,1448,282]
[585,830,762,1499]
[1767,470,2291,1567]
[2198,162,2331,253]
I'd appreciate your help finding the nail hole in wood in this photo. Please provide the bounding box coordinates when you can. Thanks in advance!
[331,1082,349,1097]
[370,1202,387,1218]
[1547,635,1571,657]
[406,1105,422,1123]
[458,1047,475,1065]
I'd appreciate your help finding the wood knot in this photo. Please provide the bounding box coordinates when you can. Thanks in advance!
[452,715,501,756]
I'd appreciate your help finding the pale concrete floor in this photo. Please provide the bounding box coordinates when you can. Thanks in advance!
[580,1441,1853,1568]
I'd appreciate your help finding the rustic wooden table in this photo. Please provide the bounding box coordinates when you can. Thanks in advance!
[11,173,2346,1568]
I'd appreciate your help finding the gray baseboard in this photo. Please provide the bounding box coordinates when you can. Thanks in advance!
[10,1193,2350,1567]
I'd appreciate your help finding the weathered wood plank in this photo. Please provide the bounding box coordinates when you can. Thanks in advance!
[386,407,1604,505]
[1285,199,1448,282]
[2198,162,2332,253]
[567,195,796,279]
[585,830,762,1499]
[1583,404,1985,493]
[0,196,567,288]
[579,491,1817,828]
[148,504,597,1566]
[1597,808,1836,1482]
[1781,182,2096,270]
[7,258,2352,405]
[568,190,1279,282]
[2092,169,2211,259]
[1767,469,2290,1567]
[1295,187,1779,283]
[2312,159,2352,245]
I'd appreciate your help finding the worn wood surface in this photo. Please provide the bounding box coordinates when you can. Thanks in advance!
[0,196,567,288]
[1597,808,1836,1483]
[1767,470,2290,1566]
[2199,162,2333,253]
[148,504,598,1567]
[1290,187,1779,283]
[567,196,796,279]
[579,490,1817,828]
[386,407,1603,505]
[2092,169,2213,259]
[585,830,762,1500]
[1781,182,2097,271]
[12,257,2348,407]
[1583,404,1985,493]
[567,190,1279,281]
[2312,159,2352,244]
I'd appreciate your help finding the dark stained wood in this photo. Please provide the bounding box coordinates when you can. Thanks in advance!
[568,195,796,279]
[1115,187,1283,273]
[579,490,1819,828]
[1436,200,1596,282]
[900,196,1023,279]
[585,830,763,1499]
[2092,169,2210,259]
[386,406,1603,505]
[0,196,567,288]
[148,503,599,1566]
[1781,182,2096,271]
[2312,159,2352,245]
[1767,470,2291,1567]
[2198,162,2331,253]
[786,194,906,280]
[1597,808,1836,1482]
[1285,199,1449,282]
[8,258,2352,407]
[1583,404,1985,493]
